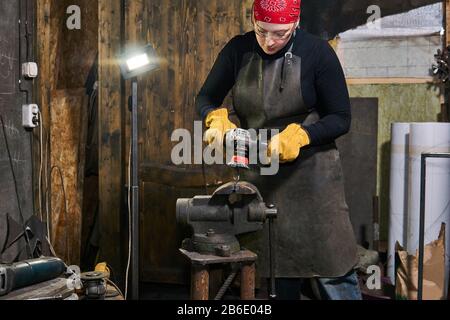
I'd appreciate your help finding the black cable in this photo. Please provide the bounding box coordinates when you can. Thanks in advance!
[44,166,70,261]
[21,0,38,222]
[201,161,209,195]
[18,0,31,104]
[45,166,70,264]
[30,120,35,217]
[25,0,31,61]
[40,124,49,222]
[106,263,120,290]
[106,279,124,299]
[0,115,33,258]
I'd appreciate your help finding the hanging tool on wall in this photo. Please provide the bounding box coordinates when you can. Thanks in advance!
[432,46,450,121]
[432,46,450,83]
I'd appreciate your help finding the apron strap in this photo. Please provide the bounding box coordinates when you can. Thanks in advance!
[280,42,295,91]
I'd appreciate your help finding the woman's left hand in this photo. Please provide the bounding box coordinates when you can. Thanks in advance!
[268,123,311,163]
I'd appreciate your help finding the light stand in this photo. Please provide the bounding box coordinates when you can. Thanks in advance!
[130,79,139,300]
[118,44,159,300]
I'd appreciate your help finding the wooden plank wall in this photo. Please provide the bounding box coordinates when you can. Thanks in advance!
[57,0,98,89]
[36,0,60,223]
[98,0,124,279]
[94,0,256,284]
[131,0,253,283]
[49,89,87,264]
[36,0,66,260]
[36,0,98,266]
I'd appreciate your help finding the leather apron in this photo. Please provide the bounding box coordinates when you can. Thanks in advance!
[232,34,358,278]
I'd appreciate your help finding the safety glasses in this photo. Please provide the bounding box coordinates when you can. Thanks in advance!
[254,22,296,41]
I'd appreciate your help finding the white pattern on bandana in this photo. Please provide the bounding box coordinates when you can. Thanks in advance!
[260,0,287,13]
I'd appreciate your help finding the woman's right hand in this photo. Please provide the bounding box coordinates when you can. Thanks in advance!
[203,108,237,148]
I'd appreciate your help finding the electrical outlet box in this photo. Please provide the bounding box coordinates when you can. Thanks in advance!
[22,104,39,129]
[21,62,38,78]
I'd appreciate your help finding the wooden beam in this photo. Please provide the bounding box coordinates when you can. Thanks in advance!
[98,0,123,281]
[346,77,435,85]
[36,0,94,266]
[36,0,66,240]
[35,0,52,223]
[49,89,86,265]
[140,162,233,189]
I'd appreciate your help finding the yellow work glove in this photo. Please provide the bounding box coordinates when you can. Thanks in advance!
[203,108,237,147]
[268,123,310,163]
[94,262,111,278]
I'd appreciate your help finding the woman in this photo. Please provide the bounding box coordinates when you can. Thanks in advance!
[196,0,361,300]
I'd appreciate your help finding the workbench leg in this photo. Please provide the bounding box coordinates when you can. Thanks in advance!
[191,265,209,300]
[240,263,255,300]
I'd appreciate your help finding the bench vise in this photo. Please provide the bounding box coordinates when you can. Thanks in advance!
[176,181,277,257]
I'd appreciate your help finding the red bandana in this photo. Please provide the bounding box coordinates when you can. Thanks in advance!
[253,0,301,24]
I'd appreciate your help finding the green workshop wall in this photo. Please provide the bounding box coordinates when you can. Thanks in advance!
[347,83,442,241]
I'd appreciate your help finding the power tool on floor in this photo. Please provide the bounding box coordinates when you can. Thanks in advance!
[0,257,66,297]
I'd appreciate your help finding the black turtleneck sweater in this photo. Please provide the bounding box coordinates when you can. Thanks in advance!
[195,29,351,146]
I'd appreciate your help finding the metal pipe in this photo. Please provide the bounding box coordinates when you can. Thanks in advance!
[269,217,276,299]
[417,153,450,300]
[417,154,426,300]
[131,80,139,300]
